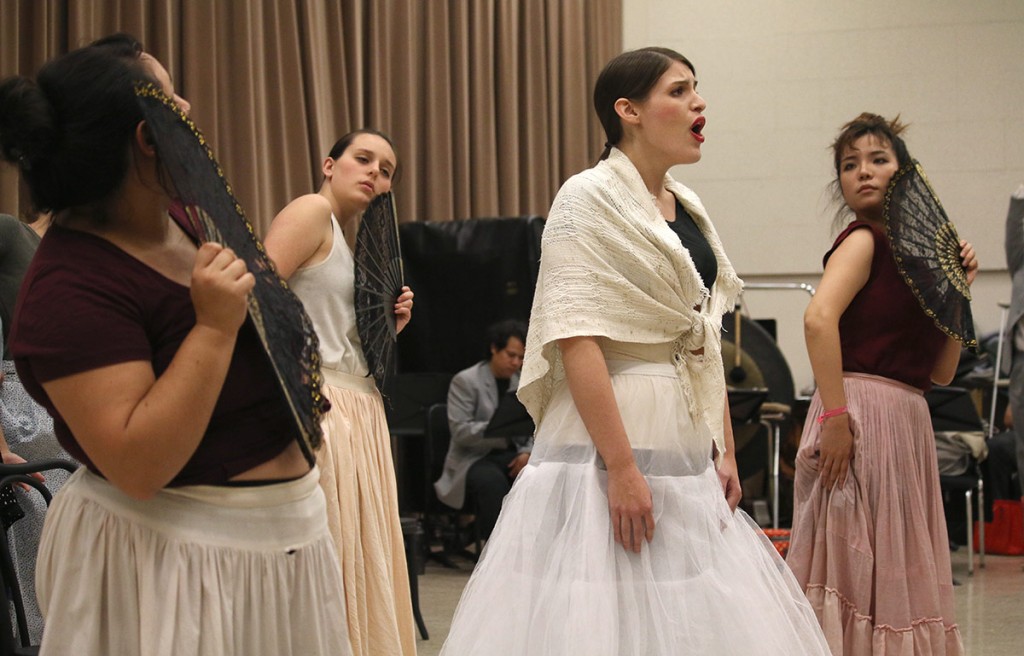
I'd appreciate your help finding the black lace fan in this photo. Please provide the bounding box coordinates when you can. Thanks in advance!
[134,82,327,463]
[354,191,404,393]
[883,160,978,351]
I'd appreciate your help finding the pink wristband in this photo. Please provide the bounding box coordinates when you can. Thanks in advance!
[817,406,848,424]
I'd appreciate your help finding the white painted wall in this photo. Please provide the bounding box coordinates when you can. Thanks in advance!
[623,0,1024,392]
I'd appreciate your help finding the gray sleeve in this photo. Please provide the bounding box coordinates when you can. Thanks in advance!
[447,371,497,449]
[1005,194,1024,274]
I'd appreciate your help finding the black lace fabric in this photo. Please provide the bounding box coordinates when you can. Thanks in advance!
[134,82,327,463]
[354,191,404,393]
[884,160,978,352]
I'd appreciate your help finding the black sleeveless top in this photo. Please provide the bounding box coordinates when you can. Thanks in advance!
[667,201,717,289]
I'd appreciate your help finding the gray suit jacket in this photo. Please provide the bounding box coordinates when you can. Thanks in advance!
[433,361,528,510]
[1004,191,1024,375]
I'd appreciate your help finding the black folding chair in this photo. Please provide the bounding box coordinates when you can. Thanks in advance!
[926,386,986,575]
[423,403,481,568]
[0,459,77,656]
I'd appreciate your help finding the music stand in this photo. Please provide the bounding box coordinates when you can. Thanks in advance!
[925,386,984,432]
[383,372,453,436]
[383,372,452,515]
[729,388,771,525]
[728,388,770,424]
[484,393,534,439]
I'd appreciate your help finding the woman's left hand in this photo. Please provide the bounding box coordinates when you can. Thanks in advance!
[717,453,742,512]
[0,450,45,489]
[960,239,979,286]
[394,286,414,334]
[507,452,530,479]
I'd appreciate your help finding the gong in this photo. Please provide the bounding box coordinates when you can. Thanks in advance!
[721,312,796,515]
[720,312,795,407]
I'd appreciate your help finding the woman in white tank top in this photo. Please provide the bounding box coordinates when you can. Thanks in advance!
[264,130,417,656]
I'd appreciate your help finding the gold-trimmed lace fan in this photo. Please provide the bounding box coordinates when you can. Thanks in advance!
[134,82,327,463]
[883,160,978,351]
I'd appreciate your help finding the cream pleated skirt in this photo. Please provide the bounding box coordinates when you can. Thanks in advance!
[318,368,416,656]
[35,465,348,656]
[789,373,965,655]
[441,360,830,655]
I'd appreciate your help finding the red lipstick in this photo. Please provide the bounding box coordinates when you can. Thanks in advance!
[690,116,706,143]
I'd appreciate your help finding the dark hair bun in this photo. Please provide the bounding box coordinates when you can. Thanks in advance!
[0,76,57,171]
[0,47,148,213]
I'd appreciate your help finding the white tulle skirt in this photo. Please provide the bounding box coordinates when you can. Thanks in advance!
[441,361,830,655]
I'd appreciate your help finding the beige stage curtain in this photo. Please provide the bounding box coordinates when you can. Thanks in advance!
[0,0,620,231]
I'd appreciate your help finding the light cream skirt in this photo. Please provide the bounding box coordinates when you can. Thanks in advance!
[35,466,349,656]
[318,367,416,656]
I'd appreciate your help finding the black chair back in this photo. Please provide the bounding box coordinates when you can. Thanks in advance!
[0,458,77,656]
[421,402,483,564]
[926,386,985,433]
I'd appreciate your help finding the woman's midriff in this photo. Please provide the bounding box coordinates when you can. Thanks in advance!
[229,440,311,482]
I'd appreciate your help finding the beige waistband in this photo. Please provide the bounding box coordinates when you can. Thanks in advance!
[321,366,378,394]
[605,359,677,377]
[65,466,327,550]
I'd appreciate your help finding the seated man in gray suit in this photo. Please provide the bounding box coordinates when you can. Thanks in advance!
[434,320,530,539]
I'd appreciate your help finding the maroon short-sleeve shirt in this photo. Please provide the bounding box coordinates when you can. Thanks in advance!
[10,223,297,485]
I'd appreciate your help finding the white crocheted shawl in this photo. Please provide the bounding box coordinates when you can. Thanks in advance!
[518,147,743,457]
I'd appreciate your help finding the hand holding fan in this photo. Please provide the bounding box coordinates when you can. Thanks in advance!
[354,191,404,393]
[883,160,978,351]
[134,82,327,463]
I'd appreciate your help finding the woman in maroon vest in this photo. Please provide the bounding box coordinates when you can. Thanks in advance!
[788,113,976,655]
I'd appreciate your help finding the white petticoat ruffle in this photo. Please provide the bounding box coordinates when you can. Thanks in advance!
[441,361,829,655]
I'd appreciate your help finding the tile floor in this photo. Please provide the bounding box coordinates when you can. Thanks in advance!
[414,547,1024,655]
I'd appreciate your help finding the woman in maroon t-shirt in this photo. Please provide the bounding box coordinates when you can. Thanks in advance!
[0,45,347,655]
[787,113,977,655]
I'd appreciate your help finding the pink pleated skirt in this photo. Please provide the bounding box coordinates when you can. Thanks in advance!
[788,373,965,655]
